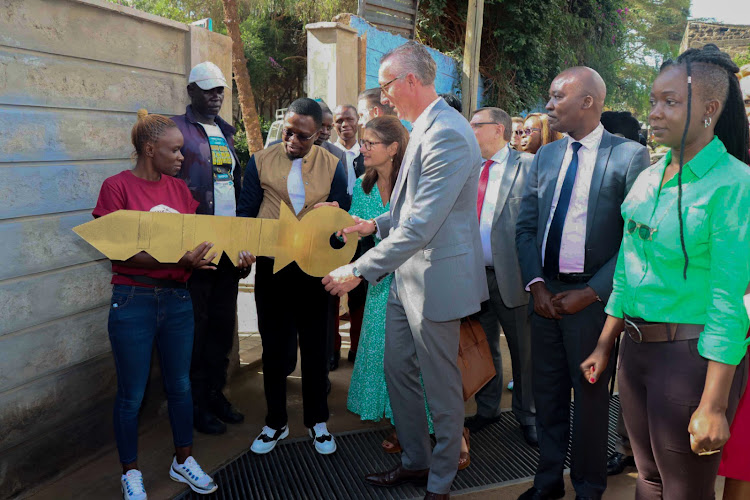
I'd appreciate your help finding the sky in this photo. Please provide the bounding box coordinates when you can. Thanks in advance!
[690,0,750,25]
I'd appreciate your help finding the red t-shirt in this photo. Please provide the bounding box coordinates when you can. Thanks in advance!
[93,170,200,286]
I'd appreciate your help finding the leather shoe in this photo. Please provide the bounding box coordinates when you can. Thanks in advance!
[424,493,449,499]
[193,407,227,435]
[464,414,501,433]
[208,390,244,424]
[607,452,635,476]
[522,424,538,447]
[517,486,565,500]
[365,464,429,487]
[329,350,341,371]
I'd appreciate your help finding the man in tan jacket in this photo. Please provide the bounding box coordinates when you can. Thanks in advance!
[237,98,349,456]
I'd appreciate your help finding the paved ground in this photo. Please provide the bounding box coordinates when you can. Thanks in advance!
[25,281,726,499]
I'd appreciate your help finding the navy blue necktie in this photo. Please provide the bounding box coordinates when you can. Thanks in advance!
[544,141,583,278]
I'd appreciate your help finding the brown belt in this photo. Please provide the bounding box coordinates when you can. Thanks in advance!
[623,315,703,343]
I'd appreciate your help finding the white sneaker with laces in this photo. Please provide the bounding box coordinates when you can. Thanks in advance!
[169,456,218,495]
[251,425,289,454]
[121,469,147,500]
[309,422,337,455]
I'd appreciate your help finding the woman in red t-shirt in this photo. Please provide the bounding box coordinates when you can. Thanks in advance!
[93,110,254,500]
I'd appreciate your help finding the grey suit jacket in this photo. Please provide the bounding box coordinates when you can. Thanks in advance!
[515,130,650,303]
[487,148,534,309]
[356,98,489,322]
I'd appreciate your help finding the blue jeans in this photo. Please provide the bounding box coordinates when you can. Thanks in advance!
[108,284,194,464]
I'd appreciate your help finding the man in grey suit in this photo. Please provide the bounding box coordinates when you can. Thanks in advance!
[515,67,649,500]
[465,107,537,445]
[322,41,487,499]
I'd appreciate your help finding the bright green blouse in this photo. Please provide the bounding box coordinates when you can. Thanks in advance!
[605,136,750,365]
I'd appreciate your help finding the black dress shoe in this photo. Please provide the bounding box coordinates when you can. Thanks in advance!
[194,407,227,435]
[522,424,538,447]
[208,390,244,424]
[607,452,635,476]
[365,464,429,487]
[329,350,341,371]
[464,414,501,433]
[424,492,449,499]
[517,486,565,500]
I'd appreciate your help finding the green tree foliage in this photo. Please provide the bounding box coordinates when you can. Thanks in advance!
[417,0,688,120]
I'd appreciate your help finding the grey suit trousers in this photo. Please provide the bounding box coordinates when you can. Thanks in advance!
[476,268,535,424]
[385,279,463,494]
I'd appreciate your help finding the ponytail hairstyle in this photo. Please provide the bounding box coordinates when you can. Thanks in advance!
[658,44,750,279]
[131,108,178,158]
[361,116,409,196]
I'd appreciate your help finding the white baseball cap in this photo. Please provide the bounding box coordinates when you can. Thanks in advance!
[188,61,229,90]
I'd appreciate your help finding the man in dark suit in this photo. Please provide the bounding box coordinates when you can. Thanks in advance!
[465,107,537,446]
[515,67,650,500]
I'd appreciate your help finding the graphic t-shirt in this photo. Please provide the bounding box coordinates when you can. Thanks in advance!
[92,170,200,286]
[198,122,237,216]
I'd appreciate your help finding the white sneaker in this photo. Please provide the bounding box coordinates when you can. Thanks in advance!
[309,422,337,455]
[121,469,147,500]
[169,456,218,495]
[251,425,289,454]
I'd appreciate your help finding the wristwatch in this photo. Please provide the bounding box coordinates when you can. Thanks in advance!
[369,218,378,234]
[352,266,362,278]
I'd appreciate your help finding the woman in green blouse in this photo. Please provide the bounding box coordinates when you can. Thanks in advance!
[581,44,750,499]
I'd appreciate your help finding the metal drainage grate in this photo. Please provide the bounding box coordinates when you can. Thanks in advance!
[176,396,621,499]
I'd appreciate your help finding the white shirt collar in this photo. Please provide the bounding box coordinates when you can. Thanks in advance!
[334,140,360,156]
[489,144,511,165]
[568,122,604,151]
[410,97,442,133]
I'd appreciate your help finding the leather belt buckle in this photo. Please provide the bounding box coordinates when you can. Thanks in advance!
[624,318,643,344]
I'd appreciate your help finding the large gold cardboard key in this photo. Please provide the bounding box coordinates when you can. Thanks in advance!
[73,204,358,277]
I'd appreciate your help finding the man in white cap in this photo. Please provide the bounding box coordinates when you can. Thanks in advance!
[172,61,246,435]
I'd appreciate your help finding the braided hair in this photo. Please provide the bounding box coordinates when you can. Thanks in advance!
[131,109,178,158]
[658,44,750,279]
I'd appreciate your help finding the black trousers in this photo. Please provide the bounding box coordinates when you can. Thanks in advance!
[531,280,612,499]
[188,253,240,408]
[620,335,748,499]
[255,257,329,429]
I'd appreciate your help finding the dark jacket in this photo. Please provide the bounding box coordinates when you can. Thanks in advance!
[171,105,242,215]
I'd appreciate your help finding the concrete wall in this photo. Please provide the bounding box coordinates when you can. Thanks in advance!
[0,1,232,496]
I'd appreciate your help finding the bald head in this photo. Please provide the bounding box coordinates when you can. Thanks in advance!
[546,66,607,139]
[559,66,606,109]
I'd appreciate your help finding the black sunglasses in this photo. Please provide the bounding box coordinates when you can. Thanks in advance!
[627,218,656,241]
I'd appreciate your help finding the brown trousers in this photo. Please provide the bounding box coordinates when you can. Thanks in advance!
[619,335,748,499]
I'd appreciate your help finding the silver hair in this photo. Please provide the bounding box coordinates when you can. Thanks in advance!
[381,41,437,86]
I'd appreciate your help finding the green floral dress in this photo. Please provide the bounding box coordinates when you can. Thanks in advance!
[346,178,434,432]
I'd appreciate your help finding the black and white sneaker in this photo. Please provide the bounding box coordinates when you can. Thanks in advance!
[251,425,289,454]
[169,456,217,495]
[309,422,337,455]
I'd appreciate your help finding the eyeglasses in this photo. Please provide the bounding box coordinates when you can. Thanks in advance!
[627,219,656,241]
[282,128,317,142]
[379,74,407,94]
[361,140,385,150]
[523,127,541,136]
[513,129,524,136]
[470,122,499,129]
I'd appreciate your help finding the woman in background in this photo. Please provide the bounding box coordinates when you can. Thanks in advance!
[521,113,562,154]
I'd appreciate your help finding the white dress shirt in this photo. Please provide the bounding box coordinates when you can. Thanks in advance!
[287,158,305,214]
[479,145,511,267]
[333,140,360,195]
[376,97,442,239]
[526,123,604,290]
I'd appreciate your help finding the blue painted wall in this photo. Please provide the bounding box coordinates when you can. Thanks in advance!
[349,16,486,107]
